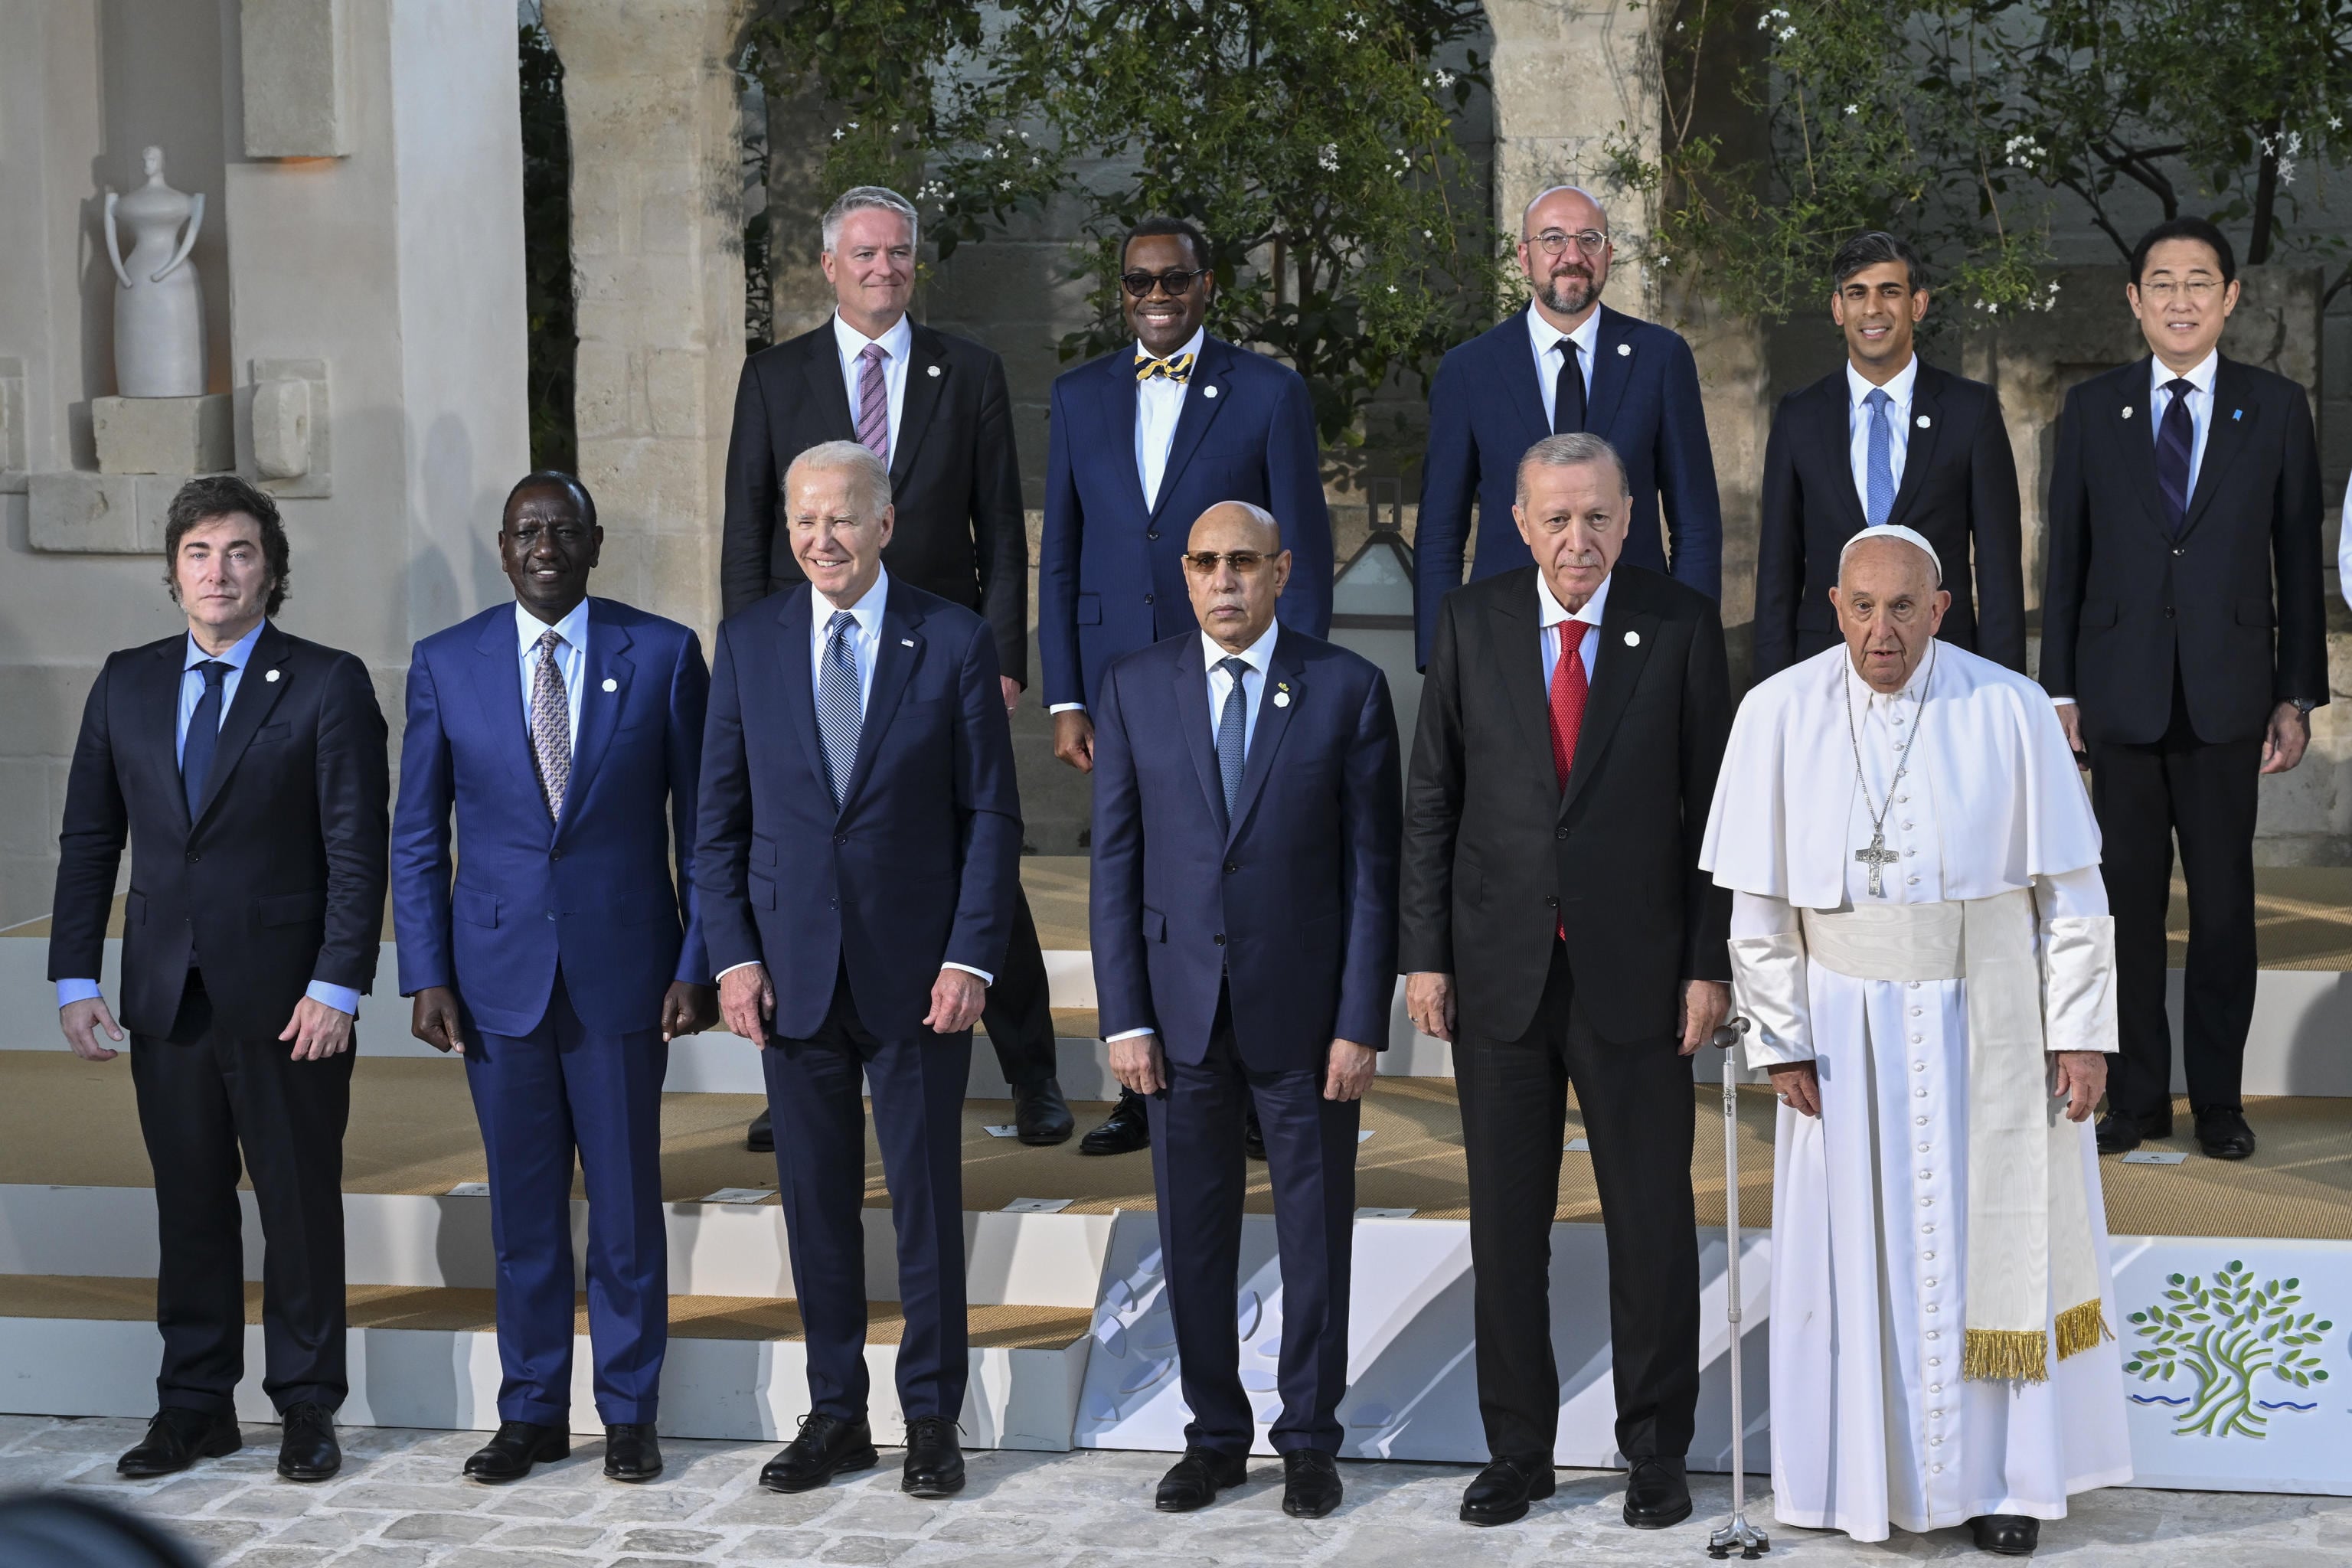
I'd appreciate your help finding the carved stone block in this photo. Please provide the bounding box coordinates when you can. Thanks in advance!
[93,394,233,475]
[240,0,349,158]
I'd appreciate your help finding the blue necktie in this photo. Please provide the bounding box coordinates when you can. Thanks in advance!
[1864,387,1896,528]
[2156,377,2196,532]
[181,660,230,819]
[817,612,861,808]
[1215,656,1250,819]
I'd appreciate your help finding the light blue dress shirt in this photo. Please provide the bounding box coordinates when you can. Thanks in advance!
[833,310,913,458]
[1537,567,1609,692]
[515,598,589,750]
[1846,355,1918,509]
[60,622,361,1017]
[2150,349,2218,500]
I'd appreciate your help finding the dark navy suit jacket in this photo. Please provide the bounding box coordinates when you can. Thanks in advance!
[1413,304,1722,668]
[1088,629,1400,1073]
[1039,336,1333,708]
[694,577,1022,1042]
[392,599,712,1040]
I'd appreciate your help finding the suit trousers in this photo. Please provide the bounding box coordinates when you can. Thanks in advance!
[763,970,972,1423]
[981,889,1057,1087]
[1143,999,1359,1458]
[2089,670,2262,1120]
[1454,942,1699,1461]
[129,969,353,1416]
[466,969,670,1426]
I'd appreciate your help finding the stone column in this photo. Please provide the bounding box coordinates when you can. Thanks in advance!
[542,0,748,639]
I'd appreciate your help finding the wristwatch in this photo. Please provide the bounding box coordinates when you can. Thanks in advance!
[2293,697,2321,714]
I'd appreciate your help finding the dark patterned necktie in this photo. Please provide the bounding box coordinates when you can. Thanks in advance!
[529,629,570,820]
[181,660,230,818]
[1215,657,1250,818]
[2156,377,2196,532]
[818,611,862,807]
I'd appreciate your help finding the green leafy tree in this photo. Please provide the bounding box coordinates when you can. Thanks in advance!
[2127,1259,2333,1439]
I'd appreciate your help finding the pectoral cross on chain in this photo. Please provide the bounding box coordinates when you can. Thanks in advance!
[1855,829,1900,897]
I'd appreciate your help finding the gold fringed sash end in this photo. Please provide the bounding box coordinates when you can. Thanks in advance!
[1964,1327,2050,1383]
[2054,1298,2111,1361]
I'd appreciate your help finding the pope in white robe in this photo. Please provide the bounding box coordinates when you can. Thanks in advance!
[1699,527,2129,1553]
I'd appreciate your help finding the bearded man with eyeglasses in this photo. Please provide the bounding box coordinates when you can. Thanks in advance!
[1413,185,1723,671]
[1040,214,1335,1157]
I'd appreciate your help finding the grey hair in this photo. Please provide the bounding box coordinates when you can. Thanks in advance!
[785,439,893,518]
[1521,184,1609,237]
[821,185,919,254]
[1515,432,1630,508]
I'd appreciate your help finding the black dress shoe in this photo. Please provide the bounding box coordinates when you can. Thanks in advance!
[1013,1076,1075,1145]
[2094,1111,2169,1156]
[1244,1102,1267,1161]
[1622,1455,1691,1528]
[276,1402,341,1482]
[1969,1513,2040,1554]
[1281,1449,1342,1517]
[1460,1453,1555,1526]
[605,1423,662,1482]
[117,1409,240,1478]
[2196,1106,2256,1161]
[760,1412,877,1493]
[901,1415,965,1498]
[1155,1445,1247,1511]
[464,1420,570,1484]
[746,1108,775,1154]
[1080,1089,1150,1155]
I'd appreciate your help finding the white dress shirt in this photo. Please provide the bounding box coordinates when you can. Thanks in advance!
[834,310,913,457]
[1847,354,1919,511]
[1527,302,1600,432]
[1103,619,1282,1045]
[1537,567,1609,691]
[1136,325,1204,511]
[2337,471,2352,613]
[2149,348,2217,500]
[515,598,589,750]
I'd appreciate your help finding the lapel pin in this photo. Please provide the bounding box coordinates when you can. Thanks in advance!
[2233,408,2243,421]
[900,638,915,647]
[602,677,617,692]
[2122,406,2135,420]
[927,364,941,377]
[1616,342,1632,356]
[264,668,280,682]
[1273,691,1291,707]
[1203,385,1219,398]
[1623,629,1642,647]
[1916,415,1931,428]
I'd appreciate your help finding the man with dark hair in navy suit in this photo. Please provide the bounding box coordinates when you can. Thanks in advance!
[1089,500,1400,1520]
[1041,213,1335,1156]
[697,440,1021,1501]
[394,472,717,1486]
[1414,185,1723,668]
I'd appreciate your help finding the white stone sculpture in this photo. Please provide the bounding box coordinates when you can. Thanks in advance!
[104,147,207,397]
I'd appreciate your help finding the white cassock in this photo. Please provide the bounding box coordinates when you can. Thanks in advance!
[1700,641,2131,1543]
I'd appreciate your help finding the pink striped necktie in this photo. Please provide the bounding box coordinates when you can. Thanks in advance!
[856,341,890,466]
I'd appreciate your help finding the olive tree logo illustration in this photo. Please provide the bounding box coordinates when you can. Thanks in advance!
[2126,1260,2331,1438]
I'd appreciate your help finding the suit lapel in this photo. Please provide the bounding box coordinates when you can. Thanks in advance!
[151,641,192,835]
[192,622,293,827]
[1583,306,1633,436]
[892,325,948,488]
[468,606,550,822]
[2110,359,2176,537]
[1225,635,1305,846]
[1169,638,1227,831]
[1099,354,1152,521]
[1498,311,1550,446]
[837,583,922,812]
[1562,576,1658,816]
[557,600,634,838]
[799,327,860,443]
[775,588,829,805]
[1491,575,1557,802]
[1811,374,1868,536]
[2178,358,2254,540]
[1150,338,1234,521]
[1884,364,1945,529]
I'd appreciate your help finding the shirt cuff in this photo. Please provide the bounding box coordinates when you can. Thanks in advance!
[56,978,103,1010]
[305,980,361,1018]
[1104,1027,1155,1043]
[942,962,995,985]
[715,961,763,982]
[1048,702,1086,714]
[2050,696,2076,707]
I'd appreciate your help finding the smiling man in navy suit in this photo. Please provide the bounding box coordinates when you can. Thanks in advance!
[1040,214,1335,1156]
[394,472,715,1486]
[1414,185,1722,668]
[1089,500,1400,1520]
[697,440,1021,1501]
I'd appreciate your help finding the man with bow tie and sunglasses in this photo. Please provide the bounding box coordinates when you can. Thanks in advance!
[1039,214,1334,1157]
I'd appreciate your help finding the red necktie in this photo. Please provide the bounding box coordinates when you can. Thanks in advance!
[1547,626,1588,938]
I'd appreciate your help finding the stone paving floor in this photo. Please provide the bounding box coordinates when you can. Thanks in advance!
[2,1414,2345,1566]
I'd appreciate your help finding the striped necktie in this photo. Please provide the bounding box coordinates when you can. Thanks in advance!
[856,341,890,466]
[818,611,862,807]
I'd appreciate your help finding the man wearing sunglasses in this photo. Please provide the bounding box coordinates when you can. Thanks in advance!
[1413,185,1723,671]
[1040,214,1334,1156]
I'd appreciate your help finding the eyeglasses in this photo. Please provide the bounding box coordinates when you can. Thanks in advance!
[1527,228,1611,256]
[1181,550,1270,573]
[2136,278,2220,303]
[1120,269,1211,299]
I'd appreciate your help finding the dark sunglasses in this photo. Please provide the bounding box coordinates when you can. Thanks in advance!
[1120,268,1210,299]
[1181,550,1270,573]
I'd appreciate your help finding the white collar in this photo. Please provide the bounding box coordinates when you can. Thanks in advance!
[2151,349,2219,399]
[1527,299,1601,363]
[514,597,590,655]
[1201,617,1279,678]
[815,565,892,632]
[1135,326,1207,368]
[1843,639,1937,714]
[833,310,913,365]
[1846,354,1919,411]
[1535,567,1611,630]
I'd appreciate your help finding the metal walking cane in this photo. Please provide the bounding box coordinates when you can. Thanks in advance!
[1707,1016,1769,1560]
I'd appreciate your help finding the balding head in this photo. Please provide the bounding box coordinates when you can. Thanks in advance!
[1184,501,1291,652]
[1831,531,1949,692]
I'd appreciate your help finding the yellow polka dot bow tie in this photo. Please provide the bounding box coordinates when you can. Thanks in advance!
[1135,352,1195,384]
